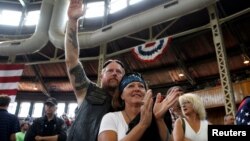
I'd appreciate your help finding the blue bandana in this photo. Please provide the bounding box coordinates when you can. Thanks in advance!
[119,73,146,93]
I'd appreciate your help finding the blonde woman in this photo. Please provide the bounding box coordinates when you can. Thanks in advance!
[173,93,209,141]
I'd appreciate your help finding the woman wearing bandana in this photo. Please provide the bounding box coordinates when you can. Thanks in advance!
[98,73,179,141]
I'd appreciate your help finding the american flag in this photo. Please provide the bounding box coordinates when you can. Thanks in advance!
[0,64,24,102]
[236,96,250,125]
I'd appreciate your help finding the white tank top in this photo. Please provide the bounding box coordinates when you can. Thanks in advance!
[184,119,208,141]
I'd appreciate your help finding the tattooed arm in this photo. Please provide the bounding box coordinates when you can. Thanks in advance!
[65,0,89,105]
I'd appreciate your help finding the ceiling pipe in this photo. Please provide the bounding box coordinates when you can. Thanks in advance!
[0,0,216,56]
[49,0,69,50]
[0,0,54,56]
[49,0,216,50]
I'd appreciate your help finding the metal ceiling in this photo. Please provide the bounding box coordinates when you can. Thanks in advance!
[0,0,249,96]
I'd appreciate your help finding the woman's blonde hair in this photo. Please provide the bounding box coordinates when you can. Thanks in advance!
[179,93,206,120]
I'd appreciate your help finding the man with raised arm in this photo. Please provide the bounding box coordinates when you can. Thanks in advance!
[65,0,125,141]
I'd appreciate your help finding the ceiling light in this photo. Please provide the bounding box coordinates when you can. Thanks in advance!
[243,59,249,64]
[179,73,184,77]
[242,54,250,64]
[33,86,38,90]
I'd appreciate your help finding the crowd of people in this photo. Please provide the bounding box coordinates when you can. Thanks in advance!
[1,0,249,141]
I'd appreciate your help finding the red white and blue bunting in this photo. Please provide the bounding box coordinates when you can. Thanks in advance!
[132,36,172,62]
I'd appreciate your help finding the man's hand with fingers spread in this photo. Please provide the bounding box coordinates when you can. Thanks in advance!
[68,0,84,20]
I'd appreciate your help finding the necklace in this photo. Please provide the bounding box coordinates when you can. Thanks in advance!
[123,110,132,123]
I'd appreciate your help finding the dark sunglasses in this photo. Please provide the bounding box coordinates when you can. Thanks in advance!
[102,59,125,69]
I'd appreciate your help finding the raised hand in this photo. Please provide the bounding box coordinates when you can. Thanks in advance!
[68,0,84,20]
[153,91,179,119]
[139,89,154,128]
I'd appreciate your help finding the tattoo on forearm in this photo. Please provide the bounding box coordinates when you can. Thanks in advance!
[70,64,89,90]
[69,27,78,48]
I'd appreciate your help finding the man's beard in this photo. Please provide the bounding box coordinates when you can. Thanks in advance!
[106,83,118,91]
[104,79,119,91]
[108,78,119,86]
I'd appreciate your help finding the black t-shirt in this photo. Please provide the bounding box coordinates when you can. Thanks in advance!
[24,115,66,141]
[0,109,20,141]
[126,110,173,141]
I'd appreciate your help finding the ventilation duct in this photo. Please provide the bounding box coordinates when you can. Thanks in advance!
[49,0,216,50]
[48,0,68,50]
[0,0,54,56]
[0,0,216,56]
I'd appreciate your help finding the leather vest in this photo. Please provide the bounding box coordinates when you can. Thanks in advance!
[67,84,112,141]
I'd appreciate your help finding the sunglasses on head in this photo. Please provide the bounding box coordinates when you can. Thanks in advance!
[102,59,125,69]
